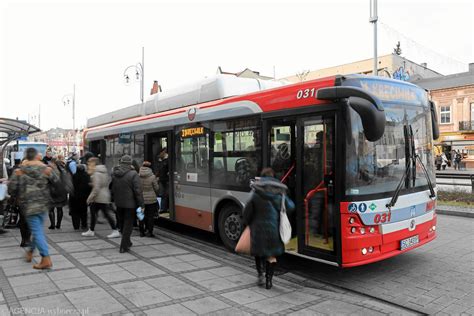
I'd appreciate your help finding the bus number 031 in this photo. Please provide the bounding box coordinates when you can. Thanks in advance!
[296,88,316,100]
[374,212,391,224]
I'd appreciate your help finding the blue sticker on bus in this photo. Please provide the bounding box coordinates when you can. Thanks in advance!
[358,203,367,213]
[348,203,358,213]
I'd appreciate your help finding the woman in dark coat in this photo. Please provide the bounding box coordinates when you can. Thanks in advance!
[69,164,91,230]
[48,156,70,229]
[242,168,295,289]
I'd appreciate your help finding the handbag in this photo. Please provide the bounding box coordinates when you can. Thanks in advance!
[279,194,292,244]
[235,226,251,255]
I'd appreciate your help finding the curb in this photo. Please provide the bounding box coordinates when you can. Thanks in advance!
[436,208,474,218]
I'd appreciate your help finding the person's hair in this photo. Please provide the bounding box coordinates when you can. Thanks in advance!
[143,161,152,167]
[260,168,275,177]
[88,157,100,165]
[25,148,38,161]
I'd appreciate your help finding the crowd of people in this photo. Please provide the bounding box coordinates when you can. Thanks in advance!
[4,147,167,269]
[435,150,464,171]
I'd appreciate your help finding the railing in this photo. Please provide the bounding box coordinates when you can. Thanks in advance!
[459,121,474,131]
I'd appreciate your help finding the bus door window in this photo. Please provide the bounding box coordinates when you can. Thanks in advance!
[269,123,296,199]
[301,117,335,253]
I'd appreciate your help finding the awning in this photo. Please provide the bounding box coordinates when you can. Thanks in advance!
[0,118,41,147]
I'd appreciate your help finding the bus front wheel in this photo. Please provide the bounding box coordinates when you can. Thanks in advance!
[218,204,243,251]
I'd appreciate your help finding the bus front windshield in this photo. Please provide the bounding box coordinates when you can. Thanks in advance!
[345,101,436,196]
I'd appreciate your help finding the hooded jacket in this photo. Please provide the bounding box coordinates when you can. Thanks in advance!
[8,160,59,216]
[242,177,295,257]
[139,166,159,205]
[111,163,144,209]
[87,165,111,204]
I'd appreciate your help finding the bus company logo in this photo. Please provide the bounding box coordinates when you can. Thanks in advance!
[409,219,416,230]
[188,107,197,121]
[358,203,367,213]
[369,203,377,211]
[348,203,358,213]
[410,205,416,218]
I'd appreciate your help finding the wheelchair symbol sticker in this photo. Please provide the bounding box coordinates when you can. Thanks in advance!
[348,203,358,213]
[358,203,367,213]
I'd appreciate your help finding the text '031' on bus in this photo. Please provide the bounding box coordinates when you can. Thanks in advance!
[84,74,438,267]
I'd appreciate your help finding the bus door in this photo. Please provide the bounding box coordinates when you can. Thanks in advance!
[146,131,174,220]
[296,114,337,261]
[173,125,213,231]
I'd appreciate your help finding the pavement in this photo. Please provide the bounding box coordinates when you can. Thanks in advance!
[0,218,414,316]
[436,204,474,218]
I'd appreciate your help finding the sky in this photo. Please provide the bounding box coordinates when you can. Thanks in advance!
[0,0,472,131]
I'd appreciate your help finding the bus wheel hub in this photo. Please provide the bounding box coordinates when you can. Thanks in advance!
[224,214,241,241]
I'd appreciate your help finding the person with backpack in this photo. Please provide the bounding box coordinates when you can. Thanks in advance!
[111,155,144,253]
[82,158,120,238]
[139,161,159,237]
[67,152,78,175]
[454,151,462,170]
[241,168,295,289]
[8,147,60,269]
[47,155,72,229]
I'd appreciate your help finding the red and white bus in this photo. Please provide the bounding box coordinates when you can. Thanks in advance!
[85,74,438,267]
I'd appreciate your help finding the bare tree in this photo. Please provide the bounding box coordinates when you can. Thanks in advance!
[296,70,310,82]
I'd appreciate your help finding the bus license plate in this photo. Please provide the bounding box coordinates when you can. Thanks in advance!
[400,235,419,250]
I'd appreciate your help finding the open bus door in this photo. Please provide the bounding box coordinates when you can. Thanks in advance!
[265,113,339,265]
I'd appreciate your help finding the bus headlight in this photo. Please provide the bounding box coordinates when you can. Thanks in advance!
[368,246,374,253]
[349,217,355,224]
[360,228,366,235]
[369,227,375,233]
[351,227,356,234]
[361,248,368,255]
[432,225,436,231]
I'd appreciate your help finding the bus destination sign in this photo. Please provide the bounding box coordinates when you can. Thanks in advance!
[181,127,206,138]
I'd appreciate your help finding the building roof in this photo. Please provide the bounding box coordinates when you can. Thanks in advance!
[413,64,474,90]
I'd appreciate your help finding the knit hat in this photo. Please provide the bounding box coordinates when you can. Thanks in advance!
[120,155,132,165]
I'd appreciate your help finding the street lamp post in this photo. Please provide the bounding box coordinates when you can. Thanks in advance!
[123,47,145,113]
[370,0,378,76]
[63,84,76,153]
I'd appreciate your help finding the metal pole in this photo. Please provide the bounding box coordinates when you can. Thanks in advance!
[370,0,378,76]
[38,104,41,129]
[73,84,76,130]
[141,47,144,104]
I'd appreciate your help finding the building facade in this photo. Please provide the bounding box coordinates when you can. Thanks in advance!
[29,127,83,156]
[283,53,442,83]
[415,63,474,169]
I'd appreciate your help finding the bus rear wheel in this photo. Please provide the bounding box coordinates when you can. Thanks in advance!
[218,204,243,251]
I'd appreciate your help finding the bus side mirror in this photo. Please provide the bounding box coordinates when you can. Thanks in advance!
[317,86,385,142]
[429,101,440,140]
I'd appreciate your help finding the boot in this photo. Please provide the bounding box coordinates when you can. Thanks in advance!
[56,209,63,229]
[265,261,275,290]
[48,210,55,229]
[255,257,264,285]
[33,256,52,270]
[25,250,33,263]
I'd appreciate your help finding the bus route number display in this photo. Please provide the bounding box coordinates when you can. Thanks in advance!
[181,127,205,138]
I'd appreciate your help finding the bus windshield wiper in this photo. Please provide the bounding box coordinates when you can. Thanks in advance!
[386,159,411,211]
[409,125,436,199]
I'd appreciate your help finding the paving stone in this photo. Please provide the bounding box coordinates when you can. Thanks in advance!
[145,303,196,315]
[118,261,167,278]
[204,307,253,316]
[246,297,296,314]
[81,239,115,250]
[181,297,230,314]
[47,254,75,269]
[176,254,206,262]
[274,291,318,305]
[10,273,50,287]
[13,282,59,298]
[207,267,242,277]
[225,273,257,286]
[47,268,85,281]
[189,259,221,269]
[309,300,363,315]
[247,285,293,298]
[20,293,78,315]
[146,276,204,299]
[150,244,189,255]
[0,291,4,303]
[167,262,197,272]
[96,270,137,283]
[151,256,183,266]
[65,287,126,315]
[56,241,91,252]
[200,277,239,291]
[349,308,386,315]
[0,304,10,316]
[287,307,327,316]
[54,276,96,291]
[182,270,219,283]
[221,289,267,305]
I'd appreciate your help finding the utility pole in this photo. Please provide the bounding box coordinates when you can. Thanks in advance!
[38,104,41,129]
[370,0,378,76]
[72,84,76,130]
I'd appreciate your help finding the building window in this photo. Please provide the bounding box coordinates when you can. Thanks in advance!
[471,102,474,122]
[440,106,451,124]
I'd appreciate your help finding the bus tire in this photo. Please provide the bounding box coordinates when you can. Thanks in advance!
[218,204,243,251]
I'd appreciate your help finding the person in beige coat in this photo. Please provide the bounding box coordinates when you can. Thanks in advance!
[82,158,120,238]
[139,161,159,237]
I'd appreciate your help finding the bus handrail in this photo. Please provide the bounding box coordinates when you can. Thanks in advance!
[304,180,329,245]
[280,163,295,184]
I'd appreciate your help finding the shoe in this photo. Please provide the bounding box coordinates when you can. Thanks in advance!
[25,251,33,263]
[33,256,52,270]
[119,247,128,253]
[81,229,95,237]
[265,261,275,290]
[55,225,61,229]
[255,257,264,286]
[20,240,30,248]
[107,230,120,238]
[48,225,55,230]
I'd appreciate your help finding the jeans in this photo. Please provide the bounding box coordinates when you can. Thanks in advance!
[90,203,116,231]
[26,213,49,257]
[116,207,134,250]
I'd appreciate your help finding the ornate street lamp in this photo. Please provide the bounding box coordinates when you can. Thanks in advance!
[123,47,145,105]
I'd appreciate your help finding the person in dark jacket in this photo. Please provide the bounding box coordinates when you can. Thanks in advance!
[111,155,144,253]
[242,168,295,289]
[47,156,70,229]
[69,164,91,230]
[156,148,169,212]
[139,161,159,237]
